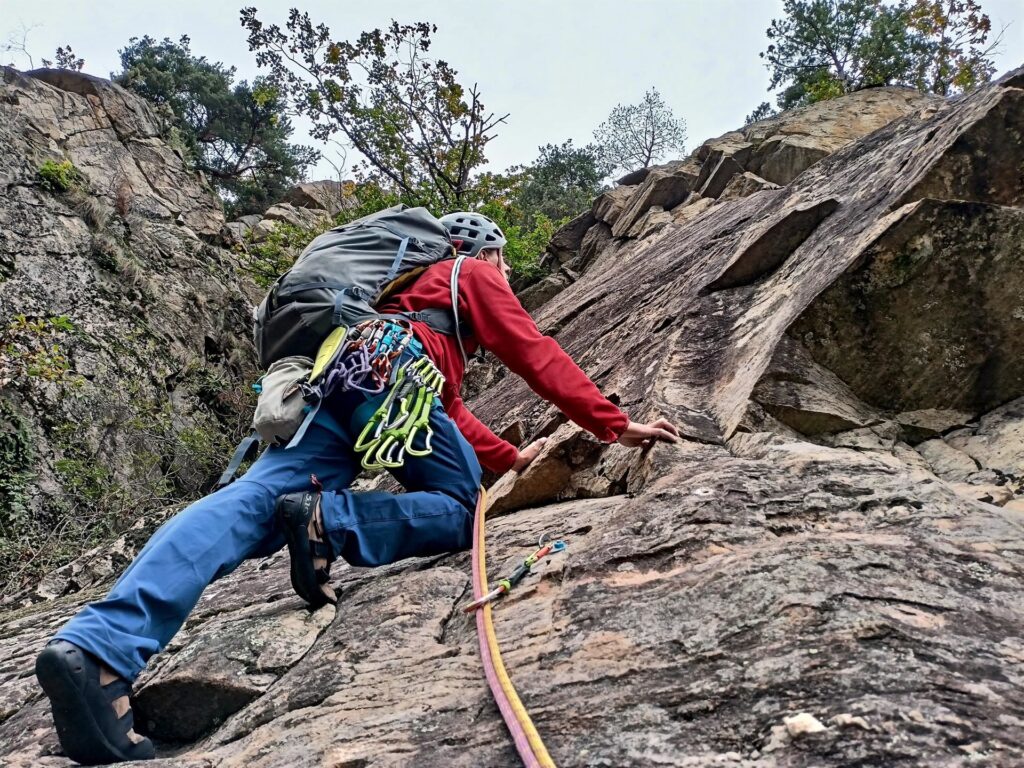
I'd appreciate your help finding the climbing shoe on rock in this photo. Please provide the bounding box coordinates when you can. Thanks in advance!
[35,640,155,765]
[276,490,337,608]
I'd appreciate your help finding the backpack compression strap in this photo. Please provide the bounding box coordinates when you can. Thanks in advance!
[214,432,262,490]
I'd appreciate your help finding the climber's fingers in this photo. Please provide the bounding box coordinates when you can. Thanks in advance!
[617,419,681,448]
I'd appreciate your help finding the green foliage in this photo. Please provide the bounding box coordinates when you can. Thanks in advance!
[1,315,78,384]
[238,180,406,288]
[515,141,608,225]
[761,0,998,109]
[907,0,998,94]
[593,88,687,176]
[239,221,325,289]
[42,44,84,71]
[53,458,115,504]
[114,35,317,217]
[0,401,34,536]
[745,102,779,125]
[465,142,604,278]
[37,159,83,193]
[482,205,565,279]
[241,9,507,211]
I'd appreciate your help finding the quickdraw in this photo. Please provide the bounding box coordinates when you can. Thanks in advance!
[353,355,445,471]
[462,536,567,613]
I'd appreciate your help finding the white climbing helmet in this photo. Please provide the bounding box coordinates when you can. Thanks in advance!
[439,211,507,257]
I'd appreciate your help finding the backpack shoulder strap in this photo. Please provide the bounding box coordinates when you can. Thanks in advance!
[451,256,470,367]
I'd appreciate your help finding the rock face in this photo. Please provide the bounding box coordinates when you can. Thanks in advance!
[2,69,1024,768]
[0,67,260,593]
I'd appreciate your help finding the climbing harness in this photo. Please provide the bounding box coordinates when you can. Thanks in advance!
[468,488,562,768]
[462,535,567,613]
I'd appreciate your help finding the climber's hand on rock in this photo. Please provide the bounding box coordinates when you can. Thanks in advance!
[617,418,680,449]
[512,437,548,473]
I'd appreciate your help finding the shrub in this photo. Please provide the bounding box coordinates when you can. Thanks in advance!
[37,159,83,193]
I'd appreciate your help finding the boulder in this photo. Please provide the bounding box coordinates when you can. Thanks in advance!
[592,185,635,226]
[544,209,596,268]
[281,180,354,216]
[517,270,575,312]
[236,214,263,228]
[942,396,1024,476]
[616,166,653,186]
[626,206,674,239]
[916,438,980,481]
[220,221,250,247]
[718,171,780,201]
[611,159,701,237]
[262,202,331,231]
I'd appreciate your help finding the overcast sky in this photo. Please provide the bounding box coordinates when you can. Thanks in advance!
[3,0,1022,179]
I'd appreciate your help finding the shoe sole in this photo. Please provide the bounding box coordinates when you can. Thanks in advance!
[277,499,334,610]
[36,644,138,765]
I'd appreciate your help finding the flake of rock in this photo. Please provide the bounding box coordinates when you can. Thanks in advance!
[612,159,701,237]
[896,408,975,444]
[626,206,675,239]
[592,185,636,226]
[262,202,331,231]
[718,171,780,202]
[916,439,979,481]
[784,712,827,737]
[281,180,354,216]
[132,601,335,742]
[830,713,872,730]
[947,482,1013,506]
[942,397,1024,476]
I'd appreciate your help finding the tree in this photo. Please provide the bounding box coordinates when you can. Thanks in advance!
[115,36,317,216]
[2,23,41,68]
[241,8,507,212]
[907,0,1000,94]
[593,88,687,176]
[761,0,999,110]
[762,0,916,109]
[745,102,778,124]
[515,141,607,225]
[42,45,84,71]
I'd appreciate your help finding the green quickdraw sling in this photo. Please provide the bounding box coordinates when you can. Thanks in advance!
[354,355,445,470]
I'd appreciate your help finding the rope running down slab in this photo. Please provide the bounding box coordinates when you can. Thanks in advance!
[470,488,556,768]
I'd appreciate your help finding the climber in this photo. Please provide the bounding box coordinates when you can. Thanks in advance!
[34,210,680,765]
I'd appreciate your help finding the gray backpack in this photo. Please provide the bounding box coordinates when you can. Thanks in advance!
[253,204,467,369]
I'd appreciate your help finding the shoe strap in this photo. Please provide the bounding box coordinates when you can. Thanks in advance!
[101,677,132,702]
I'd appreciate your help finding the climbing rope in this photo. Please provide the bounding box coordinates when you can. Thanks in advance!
[469,488,558,768]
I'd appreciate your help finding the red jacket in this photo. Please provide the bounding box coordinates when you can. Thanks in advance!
[377,258,629,474]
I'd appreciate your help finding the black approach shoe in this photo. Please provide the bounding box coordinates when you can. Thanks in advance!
[35,640,155,765]
[276,490,337,608]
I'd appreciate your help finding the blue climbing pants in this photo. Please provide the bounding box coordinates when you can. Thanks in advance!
[54,385,482,681]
